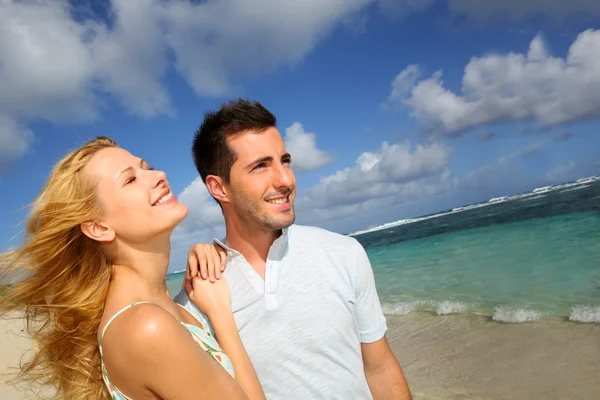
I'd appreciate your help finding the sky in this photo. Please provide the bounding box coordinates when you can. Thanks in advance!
[1,0,600,272]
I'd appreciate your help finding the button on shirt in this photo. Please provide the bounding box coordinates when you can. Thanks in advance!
[175,224,387,399]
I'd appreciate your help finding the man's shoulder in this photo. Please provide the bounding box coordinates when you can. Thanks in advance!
[291,224,361,251]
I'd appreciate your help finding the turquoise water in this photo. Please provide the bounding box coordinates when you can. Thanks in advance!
[366,212,600,322]
[166,272,186,297]
[167,178,600,323]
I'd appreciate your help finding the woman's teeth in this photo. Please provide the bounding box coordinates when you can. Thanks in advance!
[155,192,173,205]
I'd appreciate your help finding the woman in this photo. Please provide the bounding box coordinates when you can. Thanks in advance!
[0,137,265,399]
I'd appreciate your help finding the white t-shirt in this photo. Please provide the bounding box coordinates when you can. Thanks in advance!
[174,224,387,399]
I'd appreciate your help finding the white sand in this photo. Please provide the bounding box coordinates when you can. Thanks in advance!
[388,312,600,400]
[0,317,42,400]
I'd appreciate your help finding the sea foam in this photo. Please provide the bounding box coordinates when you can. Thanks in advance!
[569,305,600,323]
[492,306,544,323]
[382,300,473,316]
[436,301,470,315]
[382,300,433,315]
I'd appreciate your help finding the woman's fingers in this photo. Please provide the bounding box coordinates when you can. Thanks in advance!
[187,252,200,279]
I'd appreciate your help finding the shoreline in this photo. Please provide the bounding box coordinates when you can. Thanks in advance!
[387,312,600,399]
[1,312,598,399]
[382,306,600,324]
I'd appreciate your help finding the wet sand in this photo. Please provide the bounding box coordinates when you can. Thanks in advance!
[1,313,598,399]
[387,312,600,400]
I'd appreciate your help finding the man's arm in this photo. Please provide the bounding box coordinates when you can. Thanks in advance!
[362,336,411,400]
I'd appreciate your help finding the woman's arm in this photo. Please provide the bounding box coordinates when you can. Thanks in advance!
[209,311,265,400]
[187,276,266,400]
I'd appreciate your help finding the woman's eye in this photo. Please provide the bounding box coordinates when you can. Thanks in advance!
[125,177,136,185]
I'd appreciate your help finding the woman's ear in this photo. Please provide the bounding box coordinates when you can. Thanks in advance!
[80,220,115,243]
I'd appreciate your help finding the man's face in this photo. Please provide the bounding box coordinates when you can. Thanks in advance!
[225,127,296,232]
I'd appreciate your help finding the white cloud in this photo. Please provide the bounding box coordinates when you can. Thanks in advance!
[91,0,173,117]
[296,140,452,217]
[284,123,333,173]
[0,0,375,164]
[384,64,421,108]
[0,0,97,123]
[163,0,373,96]
[386,29,600,136]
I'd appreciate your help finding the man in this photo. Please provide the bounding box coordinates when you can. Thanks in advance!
[175,99,411,399]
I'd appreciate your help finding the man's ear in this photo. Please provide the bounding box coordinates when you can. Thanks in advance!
[205,175,230,205]
[80,220,115,243]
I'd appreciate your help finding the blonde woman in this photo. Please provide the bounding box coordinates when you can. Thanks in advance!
[0,137,264,400]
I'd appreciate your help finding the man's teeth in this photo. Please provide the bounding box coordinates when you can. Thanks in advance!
[267,197,287,205]
[155,192,173,205]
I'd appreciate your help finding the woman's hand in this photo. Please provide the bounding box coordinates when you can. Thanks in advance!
[184,243,227,285]
[186,275,232,319]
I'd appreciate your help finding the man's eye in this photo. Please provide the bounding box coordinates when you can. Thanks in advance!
[253,163,266,170]
[283,158,292,164]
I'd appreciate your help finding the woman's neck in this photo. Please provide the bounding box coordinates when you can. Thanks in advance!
[110,242,172,300]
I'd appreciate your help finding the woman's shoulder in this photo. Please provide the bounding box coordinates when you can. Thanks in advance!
[99,301,202,380]
[101,301,181,347]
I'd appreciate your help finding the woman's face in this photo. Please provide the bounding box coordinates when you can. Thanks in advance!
[85,147,188,245]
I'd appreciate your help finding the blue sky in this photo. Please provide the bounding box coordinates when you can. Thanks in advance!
[1,0,599,272]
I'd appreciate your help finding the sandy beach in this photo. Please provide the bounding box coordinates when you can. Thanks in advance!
[388,313,600,400]
[0,316,43,400]
[1,313,598,399]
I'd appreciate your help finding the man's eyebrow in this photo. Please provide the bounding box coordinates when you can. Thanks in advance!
[117,159,146,180]
[246,156,272,169]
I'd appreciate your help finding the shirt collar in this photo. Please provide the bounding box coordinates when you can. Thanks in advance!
[213,225,292,259]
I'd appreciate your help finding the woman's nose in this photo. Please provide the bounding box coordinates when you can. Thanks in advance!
[153,170,167,188]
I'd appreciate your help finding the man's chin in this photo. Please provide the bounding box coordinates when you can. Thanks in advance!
[265,214,295,231]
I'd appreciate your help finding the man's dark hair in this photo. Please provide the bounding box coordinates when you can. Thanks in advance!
[192,99,277,184]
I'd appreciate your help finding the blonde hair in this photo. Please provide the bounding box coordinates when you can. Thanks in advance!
[0,136,118,399]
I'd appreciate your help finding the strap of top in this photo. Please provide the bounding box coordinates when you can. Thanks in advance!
[176,303,205,327]
[99,301,209,355]
[99,301,155,355]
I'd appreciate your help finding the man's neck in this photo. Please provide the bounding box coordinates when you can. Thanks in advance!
[224,219,282,269]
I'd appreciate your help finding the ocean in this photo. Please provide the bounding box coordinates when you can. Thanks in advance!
[166,177,600,324]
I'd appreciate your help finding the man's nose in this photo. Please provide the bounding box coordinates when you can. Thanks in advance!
[273,163,294,189]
